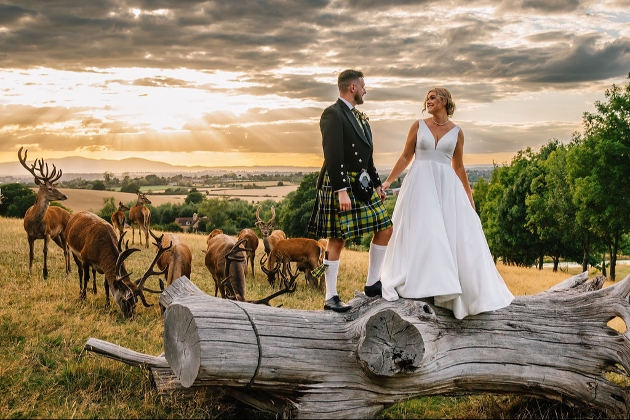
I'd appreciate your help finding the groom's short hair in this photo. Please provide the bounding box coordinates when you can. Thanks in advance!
[338,69,364,92]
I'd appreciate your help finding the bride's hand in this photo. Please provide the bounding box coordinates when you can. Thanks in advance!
[381,181,391,191]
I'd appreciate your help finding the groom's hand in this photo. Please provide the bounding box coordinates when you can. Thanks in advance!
[376,186,386,202]
[337,189,351,211]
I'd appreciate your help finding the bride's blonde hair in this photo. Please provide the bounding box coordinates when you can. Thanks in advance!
[422,87,456,117]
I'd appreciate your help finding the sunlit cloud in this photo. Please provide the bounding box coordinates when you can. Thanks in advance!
[0,0,629,170]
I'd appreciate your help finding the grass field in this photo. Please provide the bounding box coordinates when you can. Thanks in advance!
[0,215,627,419]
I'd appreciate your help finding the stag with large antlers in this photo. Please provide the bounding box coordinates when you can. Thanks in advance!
[204,233,251,301]
[129,191,151,248]
[237,228,259,277]
[65,211,168,317]
[149,230,192,290]
[255,205,286,255]
[261,238,325,288]
[111,201,129,239]
[18,147,71,279]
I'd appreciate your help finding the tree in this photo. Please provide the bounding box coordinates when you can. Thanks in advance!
[91,180,106,190]
[0,183,36,217]
[185,190,204,205]
[575,75,630,280]
[98,197,117,223]
[120,182,141,193]
[278,172,318,238]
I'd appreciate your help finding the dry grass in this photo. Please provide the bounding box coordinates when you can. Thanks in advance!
[0,215,626,419]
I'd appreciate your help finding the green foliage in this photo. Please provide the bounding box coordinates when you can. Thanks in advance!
[120,182,140,193]
[185,190,204,205]
[91,180,106,190]
[0,183,36,217]
[98,197,117,222]
[278,172,318,238]
[163,222,183,232]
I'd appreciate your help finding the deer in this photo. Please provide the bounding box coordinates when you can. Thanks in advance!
[204,233,251,301]
[129,191,151,248]
[261,238,325,289]
[237,228,259,277]
[149,230,192,290]
[111,201,130,239]
[0,187,5,204]
[255,205,286,255]
[65,211,168,318]
[18,147,71,279]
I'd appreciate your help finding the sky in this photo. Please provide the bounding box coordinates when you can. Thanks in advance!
[1,0,630,170]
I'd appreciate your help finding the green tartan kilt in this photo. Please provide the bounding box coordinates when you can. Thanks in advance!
[308,171,392,241]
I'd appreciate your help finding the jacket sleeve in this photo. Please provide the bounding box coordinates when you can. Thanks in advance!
[367,154,382,189]
[320,107,350,191]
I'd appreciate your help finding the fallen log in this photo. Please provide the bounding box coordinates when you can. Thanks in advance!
[84,272,630,419]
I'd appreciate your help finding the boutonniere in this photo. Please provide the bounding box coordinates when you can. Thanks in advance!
[354,108,369,123]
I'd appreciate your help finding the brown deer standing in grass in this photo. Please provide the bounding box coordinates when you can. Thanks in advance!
[255,205,286,255]
[204,233,251,301]
[149,230,192,290]
[111,201,129,239]
[237,228,259,277]
[129,191,151,248]
[65,211,168,318]
[261,238,324,288]
[18,147,71,279]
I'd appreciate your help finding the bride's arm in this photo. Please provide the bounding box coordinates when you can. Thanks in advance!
[452,129,475,210]
[381,121,419,190]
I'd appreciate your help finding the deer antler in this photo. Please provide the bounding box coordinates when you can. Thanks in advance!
[133,239,173,306]
[269,206,276,224]
[18,147,63,184]
[251,262,300,306]
[117,231,129,252]
[224,238,251,280]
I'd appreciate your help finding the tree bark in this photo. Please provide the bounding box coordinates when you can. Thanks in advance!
[85,273,630,419]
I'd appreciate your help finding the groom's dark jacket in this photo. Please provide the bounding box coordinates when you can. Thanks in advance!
[316,98,382,192]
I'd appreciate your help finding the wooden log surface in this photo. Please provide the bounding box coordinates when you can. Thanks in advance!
[84,272,630,419]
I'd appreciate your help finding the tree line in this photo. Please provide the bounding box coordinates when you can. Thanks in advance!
[473,75,630,279]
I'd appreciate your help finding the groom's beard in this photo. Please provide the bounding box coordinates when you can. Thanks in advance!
[354,92,364,105]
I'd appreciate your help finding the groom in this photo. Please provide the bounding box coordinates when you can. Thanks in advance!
[308,69,393,312]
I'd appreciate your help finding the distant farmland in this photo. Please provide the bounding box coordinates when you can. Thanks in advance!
[53,184,299,213]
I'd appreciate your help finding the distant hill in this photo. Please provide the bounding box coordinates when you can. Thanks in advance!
[0,156,320,181]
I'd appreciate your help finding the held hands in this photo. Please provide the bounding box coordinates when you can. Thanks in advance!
[376,186,386,202]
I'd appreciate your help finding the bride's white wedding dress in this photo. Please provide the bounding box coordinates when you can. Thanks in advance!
[380,120,514,319]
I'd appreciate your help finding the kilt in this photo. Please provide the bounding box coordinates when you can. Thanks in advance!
[308,171,392,241]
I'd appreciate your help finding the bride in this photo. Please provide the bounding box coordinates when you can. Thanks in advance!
[379,87,513,319]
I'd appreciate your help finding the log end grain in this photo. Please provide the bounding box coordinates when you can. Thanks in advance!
[164,303,201,388]
[357,309,424,376]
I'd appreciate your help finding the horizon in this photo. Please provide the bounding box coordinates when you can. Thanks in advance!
[1,1,629,168]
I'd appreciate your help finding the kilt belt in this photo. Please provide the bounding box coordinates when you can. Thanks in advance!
[308,171,392,241]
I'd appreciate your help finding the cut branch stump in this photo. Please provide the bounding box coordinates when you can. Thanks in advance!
[84,272,630,419]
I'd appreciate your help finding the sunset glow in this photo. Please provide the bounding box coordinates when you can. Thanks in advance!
[1,1,629,171]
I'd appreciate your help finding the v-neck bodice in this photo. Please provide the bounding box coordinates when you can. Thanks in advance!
[414,119,460,165]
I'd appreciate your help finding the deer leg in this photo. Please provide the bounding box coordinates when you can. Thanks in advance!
[131,225,136,245]
[52,233,70,276]
[80,263,90,300]
[42,235,50,279]
[250,252,255,277]
[104,278,111,308]
[92,267,97,294]
[27,236,35,274]
[144,227,149,249]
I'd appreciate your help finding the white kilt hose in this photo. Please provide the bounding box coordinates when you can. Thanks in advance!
[308,171,392,241]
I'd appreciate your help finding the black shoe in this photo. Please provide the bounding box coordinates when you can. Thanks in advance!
[364,280,382,297]
[324,295,352,312]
